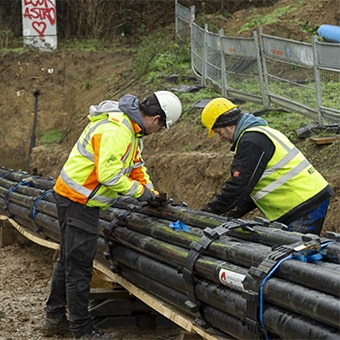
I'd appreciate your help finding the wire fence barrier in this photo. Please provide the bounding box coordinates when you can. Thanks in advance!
[176,1,340,124]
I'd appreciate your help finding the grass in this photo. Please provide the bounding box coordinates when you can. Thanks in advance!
[37,129,65,145]
[238,0,304,33]
[4,30,337,147]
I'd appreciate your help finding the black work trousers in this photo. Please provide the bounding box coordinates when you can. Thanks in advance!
[45,192,99,338]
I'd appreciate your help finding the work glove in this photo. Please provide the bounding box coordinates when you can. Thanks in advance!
[200,204,212,213]
[150,188,159,196]
[137,187,155,202]
[225,206,244,218]
[148,192,173,207]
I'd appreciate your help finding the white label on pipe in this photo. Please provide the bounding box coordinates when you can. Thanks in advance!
[218,269,246,292]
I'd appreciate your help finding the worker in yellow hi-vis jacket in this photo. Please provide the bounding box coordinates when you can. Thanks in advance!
[201,98,333,236]
[44,91,182,339]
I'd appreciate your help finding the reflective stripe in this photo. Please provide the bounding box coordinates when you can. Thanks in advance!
[121,119,135,162]
[103,168,126,186]
[255,126,291,152]
[77,117,136,187]
[60,169,92,197]
[56,111,149,209]
[77,117,133,162]
[139,139,144,153]
[77,119,109,161]
[145,182,154,190]
[90,192,117,205]
[61,168,126,205]
[125,181,139,196]
[253,156,310,201]
[261,148,299,177]
[133,160,144,169]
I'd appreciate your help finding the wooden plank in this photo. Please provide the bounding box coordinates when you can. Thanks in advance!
[310,135,340,144]
[0,215,56,248]
[89,287,132,301]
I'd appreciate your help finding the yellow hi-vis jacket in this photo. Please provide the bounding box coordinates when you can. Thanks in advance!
[54,111,153,209]
[237,126,329,221]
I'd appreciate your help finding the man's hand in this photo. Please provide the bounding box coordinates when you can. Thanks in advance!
[137,187,155,202]
[225,206,245,218]
[148,192,173,207]
[150,188,159,196]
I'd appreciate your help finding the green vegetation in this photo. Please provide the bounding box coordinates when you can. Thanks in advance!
[37,129,65,145]
[81,79,93,90]
[134,32,191,79]
[238,0,304,33]
[6,29,337,147]
[132,31,338,145]
[321,81,340,110]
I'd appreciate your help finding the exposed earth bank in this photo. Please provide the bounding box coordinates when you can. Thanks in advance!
[0,0,339,339]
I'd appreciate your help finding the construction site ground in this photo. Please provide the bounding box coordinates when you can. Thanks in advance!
[0,0,339,339]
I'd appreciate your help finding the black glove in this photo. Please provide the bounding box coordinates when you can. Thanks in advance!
[225,206,244,218]
[137,187,155,202]
[200,204,212,213]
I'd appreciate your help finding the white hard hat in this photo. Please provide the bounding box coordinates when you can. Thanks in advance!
[154,91,182,129]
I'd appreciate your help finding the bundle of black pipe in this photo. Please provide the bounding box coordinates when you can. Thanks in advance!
[0,167,339,339]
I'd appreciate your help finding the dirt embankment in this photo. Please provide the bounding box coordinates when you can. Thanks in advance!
[0,2,339,339]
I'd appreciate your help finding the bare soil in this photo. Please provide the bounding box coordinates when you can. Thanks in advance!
[0,242,181,340]
[0,0,339,339]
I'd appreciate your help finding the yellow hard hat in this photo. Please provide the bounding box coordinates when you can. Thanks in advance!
[201,98,237,137]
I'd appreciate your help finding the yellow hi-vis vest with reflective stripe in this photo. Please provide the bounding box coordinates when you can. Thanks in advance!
[54,111,152,209]
[236,126,328,221]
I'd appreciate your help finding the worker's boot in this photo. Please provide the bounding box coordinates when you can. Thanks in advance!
[43,313,71,336]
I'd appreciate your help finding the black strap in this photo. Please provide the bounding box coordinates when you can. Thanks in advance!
[103,210,131,274]
[30,188,54,236]
[181,219,253,328]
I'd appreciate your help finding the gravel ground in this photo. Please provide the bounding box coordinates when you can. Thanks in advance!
[0,241,182,340]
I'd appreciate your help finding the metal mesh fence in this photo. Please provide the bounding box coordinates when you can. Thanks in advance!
[175,1,340,124]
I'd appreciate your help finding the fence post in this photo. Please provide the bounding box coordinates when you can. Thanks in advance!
[253,30,267,109]
[258,27,271,110]
[219,29,227,97]
[201,24,208,87]
[175,0,178,38]
[190,5,195,24]
[312,35,324,125]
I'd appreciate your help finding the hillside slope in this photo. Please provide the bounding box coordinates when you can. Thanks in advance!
[0,0,339,233]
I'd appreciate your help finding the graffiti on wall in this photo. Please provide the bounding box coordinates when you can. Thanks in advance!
[21,0,57,50]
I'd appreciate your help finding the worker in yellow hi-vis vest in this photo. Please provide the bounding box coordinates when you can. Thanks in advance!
[44,91,182,339]
[201,98,333,236]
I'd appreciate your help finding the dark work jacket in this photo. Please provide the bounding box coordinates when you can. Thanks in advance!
[202,114,333,223]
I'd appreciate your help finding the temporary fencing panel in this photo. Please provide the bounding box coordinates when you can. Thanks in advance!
[313,36,340,123]
[259,30,319,121]
[204,26,223,89]
[221,31,265,105]
[191,22,205,83]
[176,1,340,124]
[175,0,195,42]
[191,24,265,105]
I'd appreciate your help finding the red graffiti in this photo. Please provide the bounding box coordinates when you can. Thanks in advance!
[32,21,47,37]
[23,0,56,37]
